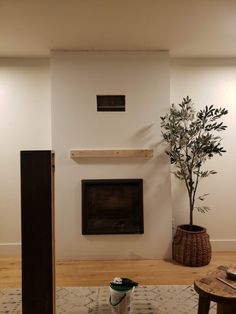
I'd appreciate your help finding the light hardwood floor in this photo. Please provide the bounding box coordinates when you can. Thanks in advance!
[0,252,236,288]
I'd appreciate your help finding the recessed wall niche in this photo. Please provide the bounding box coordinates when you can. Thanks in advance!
[96,95,125,111]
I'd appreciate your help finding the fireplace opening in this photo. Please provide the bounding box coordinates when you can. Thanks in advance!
[82,179,144,235]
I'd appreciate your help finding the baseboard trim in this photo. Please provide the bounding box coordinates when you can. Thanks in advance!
[211,239,236,251]
[0,243,21,256]
[0,240,235,257]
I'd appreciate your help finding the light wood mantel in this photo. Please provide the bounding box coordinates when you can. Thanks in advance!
[70,149,153,159]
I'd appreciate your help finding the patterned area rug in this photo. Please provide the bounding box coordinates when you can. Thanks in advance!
[0,285,216,313]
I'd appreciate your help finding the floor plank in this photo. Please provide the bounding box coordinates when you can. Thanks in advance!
[0,252,236,288]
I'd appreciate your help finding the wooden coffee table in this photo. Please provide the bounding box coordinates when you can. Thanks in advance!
[194,266,236,314]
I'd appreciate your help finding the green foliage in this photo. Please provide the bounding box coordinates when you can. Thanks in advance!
[161,96,228,225]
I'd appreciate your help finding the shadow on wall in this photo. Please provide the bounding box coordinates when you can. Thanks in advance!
[131,124,154,147]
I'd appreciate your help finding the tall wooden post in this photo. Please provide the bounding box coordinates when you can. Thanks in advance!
[20,150,55,314]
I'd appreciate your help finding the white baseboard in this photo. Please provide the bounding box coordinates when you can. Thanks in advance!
[0,243,21,256]
[211,239,236,251]
[0,240,235,257]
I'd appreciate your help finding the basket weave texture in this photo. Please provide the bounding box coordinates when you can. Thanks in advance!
[173,224,212,267]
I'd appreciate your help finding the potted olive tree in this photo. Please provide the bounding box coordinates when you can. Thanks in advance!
[161,96,228,266]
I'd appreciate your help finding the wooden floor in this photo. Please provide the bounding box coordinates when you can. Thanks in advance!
[0,252,236,288]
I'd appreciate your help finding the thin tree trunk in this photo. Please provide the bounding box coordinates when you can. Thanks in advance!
[189,190,193,226]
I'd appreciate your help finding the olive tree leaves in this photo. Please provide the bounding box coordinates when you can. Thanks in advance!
[161,96,228,225]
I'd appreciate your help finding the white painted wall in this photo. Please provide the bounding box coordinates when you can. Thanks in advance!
[51,51,172,260]
[1,55,235,258]
[0,59,51,256]
[171,58,236,251]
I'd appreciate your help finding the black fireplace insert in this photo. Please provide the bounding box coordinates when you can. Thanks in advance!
[82,179,144,235]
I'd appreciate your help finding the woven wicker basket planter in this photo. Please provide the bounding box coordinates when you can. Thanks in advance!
[173,224,212,267]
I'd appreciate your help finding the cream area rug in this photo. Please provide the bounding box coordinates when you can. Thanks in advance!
[0,285,216,313]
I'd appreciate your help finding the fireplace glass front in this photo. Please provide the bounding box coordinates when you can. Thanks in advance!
[82,179,144,235]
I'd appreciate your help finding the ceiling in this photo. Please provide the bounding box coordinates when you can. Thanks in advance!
[0,0,236,58]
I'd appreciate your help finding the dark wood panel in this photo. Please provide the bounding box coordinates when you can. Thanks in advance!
[20,150,55,314]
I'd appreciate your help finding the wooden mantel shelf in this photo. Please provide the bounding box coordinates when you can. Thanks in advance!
[70,149,153,159]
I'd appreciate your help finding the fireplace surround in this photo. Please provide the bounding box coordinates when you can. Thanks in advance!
[52,51,172,259]
[82,179,144,235]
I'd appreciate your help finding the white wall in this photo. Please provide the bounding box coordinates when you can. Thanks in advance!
[1,55,235,258]
[0,59,51,256]
[171,58,236,251]
[51,51,172,260]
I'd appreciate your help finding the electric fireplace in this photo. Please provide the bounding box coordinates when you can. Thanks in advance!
[82,179,144,235]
